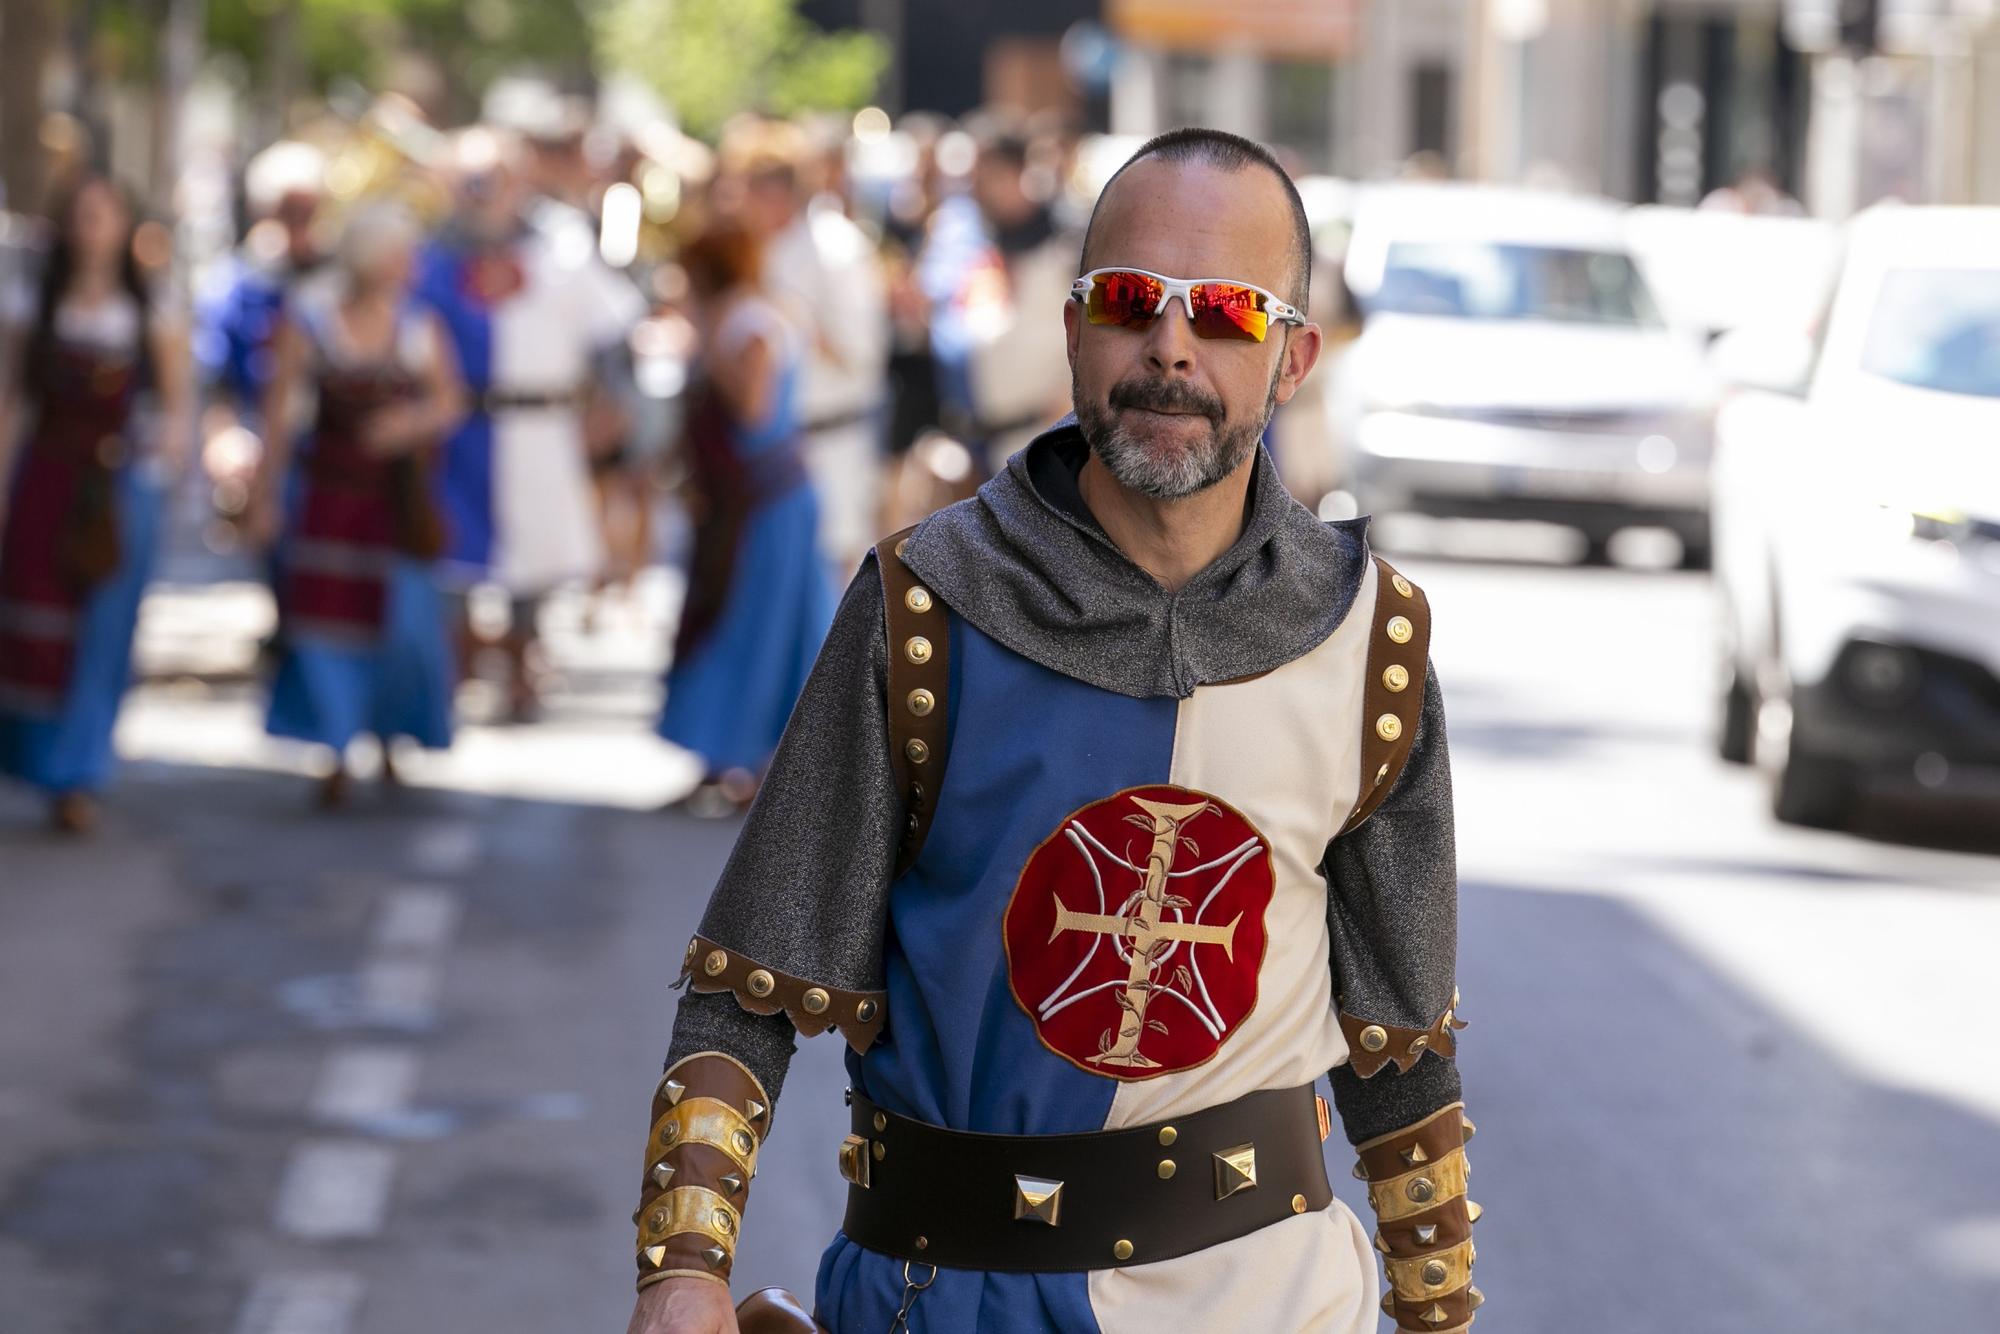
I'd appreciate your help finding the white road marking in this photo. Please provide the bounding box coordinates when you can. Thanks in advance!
[352,886,461,1028]
[309,1046,421,1126]
[273,1141,398,1241]
[232,1274,365,1334]
[409,822,480,876]
[369,885,462,954]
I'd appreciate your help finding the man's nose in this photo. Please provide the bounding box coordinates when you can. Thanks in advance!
[1141,296,1199,376]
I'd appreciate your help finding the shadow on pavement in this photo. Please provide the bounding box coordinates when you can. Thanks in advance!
[1445,876,2000,1333]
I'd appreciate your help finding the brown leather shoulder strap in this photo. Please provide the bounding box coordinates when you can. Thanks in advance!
[1338,557,1431,838]
[876,527,951,877]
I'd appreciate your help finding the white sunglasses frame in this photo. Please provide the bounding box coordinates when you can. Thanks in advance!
[1069,266,1306,337]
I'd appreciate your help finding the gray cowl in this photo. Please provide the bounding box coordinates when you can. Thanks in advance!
[902,417,1372,699]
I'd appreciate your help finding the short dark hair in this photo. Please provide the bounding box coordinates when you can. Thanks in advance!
[1081,127,1312,307]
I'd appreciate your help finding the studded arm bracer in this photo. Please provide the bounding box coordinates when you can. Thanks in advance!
[1352,1101,1485,1333]
[633,1052,771,1292]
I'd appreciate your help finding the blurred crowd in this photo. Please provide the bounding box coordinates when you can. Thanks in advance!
[0,91,1126,831]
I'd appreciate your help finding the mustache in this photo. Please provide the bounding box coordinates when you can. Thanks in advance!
[1107,377,1223,422]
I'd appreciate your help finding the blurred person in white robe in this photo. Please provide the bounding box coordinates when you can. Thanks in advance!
[735,123,889,574]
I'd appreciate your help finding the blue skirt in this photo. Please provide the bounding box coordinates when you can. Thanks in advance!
[660,481,834,774]
[266,559,455,752]
[0,468,162,795]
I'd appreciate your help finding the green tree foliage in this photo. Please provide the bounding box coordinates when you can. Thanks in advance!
[595,0,886,141]
[204,0,598,116]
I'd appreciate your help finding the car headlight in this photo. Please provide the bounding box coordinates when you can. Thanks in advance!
[1907,506,1974,544]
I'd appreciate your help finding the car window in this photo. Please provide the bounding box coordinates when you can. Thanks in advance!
[1860,267,2000,400]
[1369,242,1664,327]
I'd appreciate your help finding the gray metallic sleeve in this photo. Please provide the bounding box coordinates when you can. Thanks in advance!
[1321,662,1466,1143]
[660,557,901,1102]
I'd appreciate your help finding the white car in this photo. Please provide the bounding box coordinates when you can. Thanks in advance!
[1331,184,1716,565]
[1710,205,2000,828]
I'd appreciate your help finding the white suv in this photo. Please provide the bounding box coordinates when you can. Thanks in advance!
[1331,184,1715,565]
[1710,205,2000,828]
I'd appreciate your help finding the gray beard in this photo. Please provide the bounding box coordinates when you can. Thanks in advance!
[1074,364,1282,500]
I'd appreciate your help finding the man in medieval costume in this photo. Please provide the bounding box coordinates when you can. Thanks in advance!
[627,128,1484,1334]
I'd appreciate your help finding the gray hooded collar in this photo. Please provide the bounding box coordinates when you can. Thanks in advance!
[903,417,1372,700]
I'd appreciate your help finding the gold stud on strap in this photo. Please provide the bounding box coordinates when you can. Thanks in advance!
[648,1097,762,1177]
[1367,1147,1469,1222]
[905,586,932,613]
[904,636,933,664]
[838,1134,871,1188]
[634,1184,741,1259]
[801,987,830,1015]
[1376,713,1403,741]
[905,738,929,764]
[1013,1175,1064,1225]
[1385,1239,1476,1302]
[1383,663,1410,692]
[1392,572,1414,598]
[907,688,935,717]
[1386,615,1414,644]
[1212,1144,1257,1200]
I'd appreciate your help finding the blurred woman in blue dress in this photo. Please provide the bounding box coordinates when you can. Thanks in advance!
[248,204,467,807]
[661,223,834,811]
[0,174,192,833]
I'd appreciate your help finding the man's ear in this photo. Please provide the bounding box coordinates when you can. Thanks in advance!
[1271,322,1323,408]
[1063,297,1081,372]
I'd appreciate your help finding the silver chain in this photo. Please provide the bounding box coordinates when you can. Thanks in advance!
[886,1259,936,1334]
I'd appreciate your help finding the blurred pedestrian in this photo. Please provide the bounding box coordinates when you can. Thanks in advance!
[963,125,1081,470]
[193,141,330,434]
[659,222,832,812]
[1700,167,1805,217]
[0,173,192,833]
[191,140,335,663]
[249,203,466,807]
[735,122,889,574]
[414,128,643,720]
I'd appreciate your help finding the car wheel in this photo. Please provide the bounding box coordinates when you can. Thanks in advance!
[1717,668,1755,765]
[1771,740,1854,829]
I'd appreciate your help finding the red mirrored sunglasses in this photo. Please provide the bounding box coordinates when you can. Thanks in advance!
[1070,267,1305,344]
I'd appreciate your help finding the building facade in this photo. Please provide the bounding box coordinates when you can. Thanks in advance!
[1103,0,2000,215]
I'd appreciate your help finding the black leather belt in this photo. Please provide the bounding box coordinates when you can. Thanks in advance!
[481,388,579,413]
[839,1082,1333,1272]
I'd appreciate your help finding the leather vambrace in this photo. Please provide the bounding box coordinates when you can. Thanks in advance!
[1352,1101,1485,1332]
[634,1052,771,1292]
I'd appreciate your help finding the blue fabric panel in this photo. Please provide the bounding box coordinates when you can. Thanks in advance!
[814,616,1177,1333]
[266,560,455,752]
[659,480,833,774]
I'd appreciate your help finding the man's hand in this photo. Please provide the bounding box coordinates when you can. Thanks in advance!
[626,1276,737,1334]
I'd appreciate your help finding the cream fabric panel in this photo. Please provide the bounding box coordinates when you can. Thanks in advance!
[1101,559,1378,1131]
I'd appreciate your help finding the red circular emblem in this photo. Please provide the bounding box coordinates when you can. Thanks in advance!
[1004,785,1274,1080]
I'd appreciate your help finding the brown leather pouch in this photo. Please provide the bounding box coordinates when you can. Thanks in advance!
[736,1287,826,1334]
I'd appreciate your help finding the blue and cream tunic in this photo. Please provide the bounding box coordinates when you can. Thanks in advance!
[669,423,1463,1334]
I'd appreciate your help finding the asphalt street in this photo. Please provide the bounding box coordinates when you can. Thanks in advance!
[2,533,1997,1334]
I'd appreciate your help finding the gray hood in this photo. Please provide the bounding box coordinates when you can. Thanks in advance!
[903,417,1372,699]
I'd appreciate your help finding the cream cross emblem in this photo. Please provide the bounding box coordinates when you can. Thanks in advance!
[1048,796,1242,1069]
